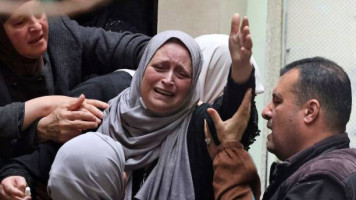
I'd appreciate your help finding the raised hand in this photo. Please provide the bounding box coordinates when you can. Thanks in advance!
[37,94,108,143]
[229,13,253,84]
[0,176,31,200]
[204,89,252,159]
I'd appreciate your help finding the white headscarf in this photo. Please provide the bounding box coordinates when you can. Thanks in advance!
[98,30,203,200]
[195,34,264,104]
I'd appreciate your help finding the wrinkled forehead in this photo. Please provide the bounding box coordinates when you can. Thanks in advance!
[134,30,202,88]
[152,39,192,60]
[149,33,200,69]
[162,38,190,53]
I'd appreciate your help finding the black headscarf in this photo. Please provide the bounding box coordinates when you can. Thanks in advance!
[0,1,43,75]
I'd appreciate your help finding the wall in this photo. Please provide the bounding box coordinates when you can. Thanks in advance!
[157,0,247,36]
[246,0,269,192]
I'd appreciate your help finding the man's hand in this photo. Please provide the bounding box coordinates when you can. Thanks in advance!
[204,89,252,159]
[229,13,253,84]
[37,94,108,143]
[0,176,31,200]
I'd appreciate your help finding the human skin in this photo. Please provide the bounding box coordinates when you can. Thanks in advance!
[3,0,48,59]
[2,0,108,144]
[141,40,193,115]
[262,69,305,161]
[0,176,31,200]
[203,13,259,200]
[23,95,108,132]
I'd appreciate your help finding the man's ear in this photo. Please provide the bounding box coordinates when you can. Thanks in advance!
[303,99,320,124]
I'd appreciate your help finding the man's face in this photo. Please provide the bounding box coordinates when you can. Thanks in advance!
[140,41,192,115]
[262,69,305,160]
[4,0,48,59]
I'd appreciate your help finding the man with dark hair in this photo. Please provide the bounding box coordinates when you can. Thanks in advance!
[280,57,351,131]
[206,56,356,200]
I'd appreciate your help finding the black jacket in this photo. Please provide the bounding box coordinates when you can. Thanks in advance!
[0,16,149,162]
[263,133,356,200]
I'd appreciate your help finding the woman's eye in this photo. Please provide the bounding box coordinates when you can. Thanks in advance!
[14,21,24,26]
[177,71,191,79]
[153,65,165,71]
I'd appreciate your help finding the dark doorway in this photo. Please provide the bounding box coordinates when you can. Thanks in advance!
[73,0,158,37]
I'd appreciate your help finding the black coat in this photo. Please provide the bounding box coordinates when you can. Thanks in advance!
[263,133,356,200]
[0,16,149,162]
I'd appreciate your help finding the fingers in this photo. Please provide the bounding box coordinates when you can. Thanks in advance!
[240,16,250,34]
[206,108,225,142]
[0,177,28,200]
[229,13,253,65]
[37,108,101,143]
[204,119,212,143]
[65,120,99,131]
[81,102,106,120]
[240,88,252,116]
[3,181,24,197]
[66,109,100,123]
[69,96,108,120]
[242,27,252,47]
[230,13,241,37]
[62,110,101,130]
[0,184,13,200]
[204,119,218,159]
[241,17,252,54]
[232,89,252,123]
[85,99,109,110]
[241,34,253,57]
[14,178,27,195]
[68,94,86,111]
[206,108,223,129]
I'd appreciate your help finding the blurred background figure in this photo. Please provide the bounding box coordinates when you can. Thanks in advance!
[0,0,111,18]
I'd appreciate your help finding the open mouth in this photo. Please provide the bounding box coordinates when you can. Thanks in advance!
[29,35,44,44]
[154,88,174,97]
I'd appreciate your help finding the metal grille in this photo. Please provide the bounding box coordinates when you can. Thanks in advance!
[284,0,356,147]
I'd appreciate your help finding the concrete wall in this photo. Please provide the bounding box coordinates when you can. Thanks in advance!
[157,0,247,36]
[246,0,269,192]
[284,0,356,145]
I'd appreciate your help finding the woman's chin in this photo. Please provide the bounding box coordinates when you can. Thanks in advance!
[24,47,47,59]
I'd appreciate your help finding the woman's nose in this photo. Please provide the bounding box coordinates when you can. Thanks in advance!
[161,72,174,86]
[29,17,42,32]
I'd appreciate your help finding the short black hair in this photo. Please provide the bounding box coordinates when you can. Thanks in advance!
[281,57,352,131]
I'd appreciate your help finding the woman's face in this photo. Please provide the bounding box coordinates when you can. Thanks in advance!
[141,41,192,114]
[3,0,48,59]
